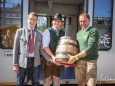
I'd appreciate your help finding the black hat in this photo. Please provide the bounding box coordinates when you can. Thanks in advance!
[53,13,62,21]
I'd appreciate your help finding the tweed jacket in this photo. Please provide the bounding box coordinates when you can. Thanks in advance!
[13,27,50,68]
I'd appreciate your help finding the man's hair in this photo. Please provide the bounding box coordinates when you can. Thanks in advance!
[28,12,38,18]
[79,12,90,20]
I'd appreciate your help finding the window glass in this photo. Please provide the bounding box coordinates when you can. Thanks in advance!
[37,16,47,32]
[93,0,113,50]
[0,0,22,49]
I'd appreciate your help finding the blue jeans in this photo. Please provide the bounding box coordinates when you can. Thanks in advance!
[16,58,40,86]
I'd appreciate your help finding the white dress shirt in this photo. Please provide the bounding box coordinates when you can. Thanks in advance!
[42,26,60,49]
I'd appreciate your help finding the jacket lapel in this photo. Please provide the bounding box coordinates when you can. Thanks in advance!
[34,29,37,45]
[25,27,30,44]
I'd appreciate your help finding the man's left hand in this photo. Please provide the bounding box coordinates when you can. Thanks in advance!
[68,54,76,64]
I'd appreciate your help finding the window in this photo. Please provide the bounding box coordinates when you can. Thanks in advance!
[93,0,113,51]
[37,16,47,32]
[0,0,22,49]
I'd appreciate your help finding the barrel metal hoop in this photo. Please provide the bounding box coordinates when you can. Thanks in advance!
[60,36,75,40]
[56,52,75,56]
[55,58,69,62]
[58,42,78,48]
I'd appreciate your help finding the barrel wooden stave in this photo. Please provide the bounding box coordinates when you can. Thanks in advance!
[55,36,78,64]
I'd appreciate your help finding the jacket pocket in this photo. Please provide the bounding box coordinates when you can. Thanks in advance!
[20,36,27,45]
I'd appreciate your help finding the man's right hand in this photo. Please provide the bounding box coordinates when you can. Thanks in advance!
[51,56,61,66]
[13,65,20,74]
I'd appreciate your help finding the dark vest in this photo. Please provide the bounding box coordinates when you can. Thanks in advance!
[48,27,65,55]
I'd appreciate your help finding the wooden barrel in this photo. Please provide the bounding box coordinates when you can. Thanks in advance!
[55,36,78,64]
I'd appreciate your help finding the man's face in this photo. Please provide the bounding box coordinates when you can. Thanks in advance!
[27,15,38,29]
[52,19,62,29]
[79,15,90,29]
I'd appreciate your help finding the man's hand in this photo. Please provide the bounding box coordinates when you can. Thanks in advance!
[13,65,20,74]
[68,54,76,64]
[51,56,61,66]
